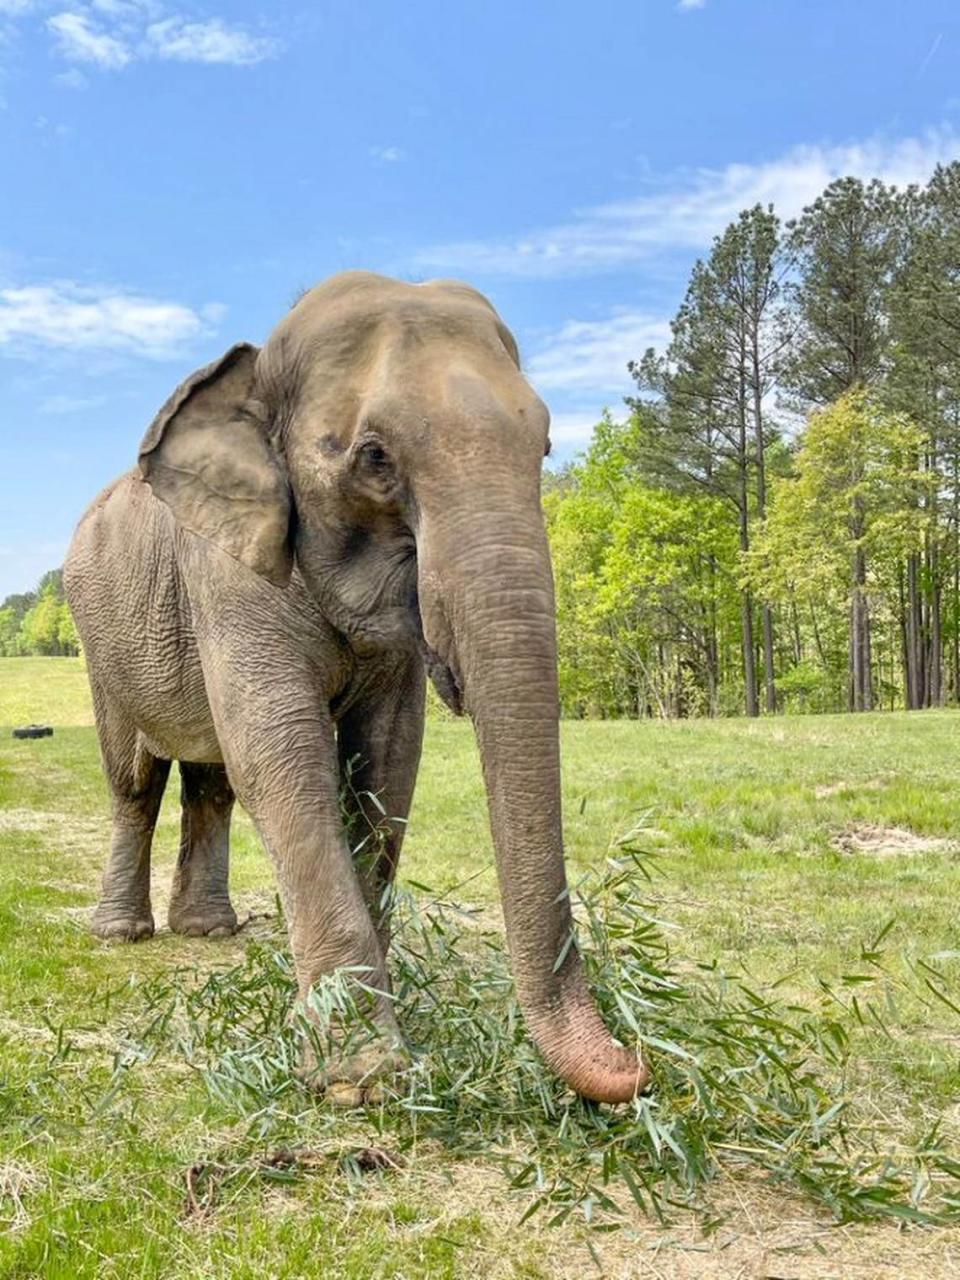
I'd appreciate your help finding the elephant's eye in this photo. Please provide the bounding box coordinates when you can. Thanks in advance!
[361,443,388,467]
[355,438,394,481]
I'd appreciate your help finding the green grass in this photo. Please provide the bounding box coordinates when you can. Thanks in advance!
[0,656,97,728]
[2,657,960,1276]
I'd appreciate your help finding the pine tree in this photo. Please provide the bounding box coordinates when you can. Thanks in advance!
[630,205,785,715]
[782,177,901,709]
[888,164,960,707]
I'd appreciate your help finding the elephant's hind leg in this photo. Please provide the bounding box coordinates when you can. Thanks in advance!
[91,689,171,942]
[168,762,238,938]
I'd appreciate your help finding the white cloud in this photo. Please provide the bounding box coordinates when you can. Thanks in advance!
[54,67,88,89]
[0,1,35,15]
[678,0,707,9]
[40,5,280,72]
[414,128,960,279]
[39,392,108,413]
[919,33,942,76]
[92,0,153,15]
[146,17,279,66]
[370,144,406,164]
[0,282,222,357]
[526,311,671,395]
[47,11,131,69]
[546,412,606,447]
[34,113,73,141]
[523,311,671,454]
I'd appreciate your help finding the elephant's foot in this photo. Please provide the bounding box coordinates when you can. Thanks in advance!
[91,904,155,943]
[300,1035,411,1107]
[167,898,238,938]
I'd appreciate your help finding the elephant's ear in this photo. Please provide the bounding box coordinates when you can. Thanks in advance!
[138,343,292,587]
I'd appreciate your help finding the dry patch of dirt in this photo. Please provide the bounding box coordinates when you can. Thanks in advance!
[0,806,106,860]
[329,1153,960,1279]
[833,823,954,858]
[0,1013,129,1054]
[589,1210,960,1279]
[0,808,56,835]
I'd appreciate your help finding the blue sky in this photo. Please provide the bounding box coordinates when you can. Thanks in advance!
[0,0,958,597]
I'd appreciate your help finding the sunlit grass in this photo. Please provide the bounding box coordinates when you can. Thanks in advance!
[2,658,960,1275]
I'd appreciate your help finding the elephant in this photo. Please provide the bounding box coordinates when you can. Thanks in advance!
[64,271,650,1105]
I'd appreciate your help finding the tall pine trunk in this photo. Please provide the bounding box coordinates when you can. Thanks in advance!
[953,449,960,704]
[741,589,759,717]
[751,335,777,713]
[850,494,873,712]
[738,403,759,717]
[906,551,923,708]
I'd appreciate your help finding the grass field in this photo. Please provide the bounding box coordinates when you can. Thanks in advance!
[2,658,960,1277]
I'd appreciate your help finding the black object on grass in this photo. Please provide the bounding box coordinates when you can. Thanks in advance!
[12,724,54,739]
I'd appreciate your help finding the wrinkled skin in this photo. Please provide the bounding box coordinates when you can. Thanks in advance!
[65,272,650,1105]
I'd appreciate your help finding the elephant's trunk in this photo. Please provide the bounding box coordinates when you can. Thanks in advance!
[421,496,650,1104]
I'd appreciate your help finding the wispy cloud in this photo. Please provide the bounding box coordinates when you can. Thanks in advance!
[39,391,108,413]
[0,282,223,358]
[546,412,607,447]
[92,1,158,16]
[678,0,707,10]
[54,67,88,89]
[413,128,960,279]
[146,17,279,65]
[48,11,131,68]
[38,4,281,71]
[34,112,73,142]
[919,32,942,77]
[370,144,406,164]
[527,310,671,395]
[521,311,668,451]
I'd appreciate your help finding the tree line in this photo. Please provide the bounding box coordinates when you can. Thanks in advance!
[545,164,960,717]
[8,166,960,719]
[0,570,80,656]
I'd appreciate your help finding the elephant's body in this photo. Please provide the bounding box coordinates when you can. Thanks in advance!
[67,467,422,950]
[65,271,649,1104]
[69,468,386,765]
[70,472,225,767]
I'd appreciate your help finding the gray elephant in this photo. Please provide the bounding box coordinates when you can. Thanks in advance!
[65,272,649,1105]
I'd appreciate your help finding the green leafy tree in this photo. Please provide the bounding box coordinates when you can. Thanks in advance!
[57,602,80,655]
[1,591,36,624]
[20,584,66,656]
[780,177,903,708]
[0,606,21,656]
[1,567,81,656]
[545,415,740,717]
[748,391,930,711]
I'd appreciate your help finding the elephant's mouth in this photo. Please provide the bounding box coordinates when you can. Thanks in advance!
[421,643,464,716]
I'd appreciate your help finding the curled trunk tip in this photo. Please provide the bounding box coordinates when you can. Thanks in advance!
[526,985,652,1103]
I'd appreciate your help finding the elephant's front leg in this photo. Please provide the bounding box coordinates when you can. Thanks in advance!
[338,655,426,955]
[223,698,407,1103]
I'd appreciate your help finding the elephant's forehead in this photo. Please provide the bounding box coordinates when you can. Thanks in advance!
[265,290,514,379]
[291,270,496,313]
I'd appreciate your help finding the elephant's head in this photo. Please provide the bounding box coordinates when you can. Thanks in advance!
[139,271,649,1104]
